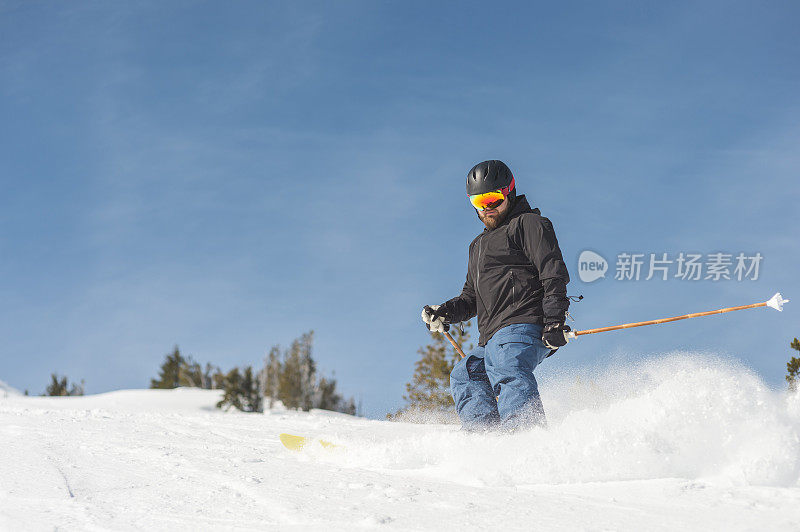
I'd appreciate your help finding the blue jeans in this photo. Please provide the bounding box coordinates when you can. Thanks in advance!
[450,323,550,431]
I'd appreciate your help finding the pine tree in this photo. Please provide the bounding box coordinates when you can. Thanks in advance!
[394,321,473,420]
[211,365,226,389]
[278,332,317,411]
[314,376,343,411]
[258,331,356,414]
[341,397,357,416]
[216,366,263,413]
[787,338,800,393]
[150,346,186,389]
[45,374,68,396]
[204,363,223,390]
[69,379,85,396]
[216,368,244,410]
[176,357,220,389]
[299,334,316,411]
[151,347,220,390]
[259,346,282,408]
[241,366,262,413]
[178,356,203,388]
[44,374,84,396]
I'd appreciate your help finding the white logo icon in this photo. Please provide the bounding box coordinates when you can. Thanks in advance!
[578,250,608,283]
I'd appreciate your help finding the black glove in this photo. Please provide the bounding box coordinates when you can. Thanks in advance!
[421,304,452,332]
[542,322,571,350]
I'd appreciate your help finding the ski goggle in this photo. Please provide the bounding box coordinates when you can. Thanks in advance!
[468,176,515,211]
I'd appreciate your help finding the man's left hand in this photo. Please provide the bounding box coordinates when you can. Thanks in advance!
[542,322,571,349]
[421,304,451,333]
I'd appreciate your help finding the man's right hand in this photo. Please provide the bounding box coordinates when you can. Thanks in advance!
[421,304,451,333]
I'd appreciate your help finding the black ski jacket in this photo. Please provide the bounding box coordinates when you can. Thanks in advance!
[444,195,570,346]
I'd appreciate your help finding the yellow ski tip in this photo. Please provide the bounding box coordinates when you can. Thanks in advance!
[279,433,339,451]
[279,433,309,451]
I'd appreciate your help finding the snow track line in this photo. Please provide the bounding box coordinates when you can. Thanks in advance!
[47,456,75,499]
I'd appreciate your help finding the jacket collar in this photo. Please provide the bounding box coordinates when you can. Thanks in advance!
[482,194,539,232]
[509,194,539,217]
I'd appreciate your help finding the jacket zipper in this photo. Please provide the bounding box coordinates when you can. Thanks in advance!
[511,271,516,306]
[475,234,489,312]
[477,236,483,289]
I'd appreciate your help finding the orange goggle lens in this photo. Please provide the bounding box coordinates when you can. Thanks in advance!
[469,190,505,211]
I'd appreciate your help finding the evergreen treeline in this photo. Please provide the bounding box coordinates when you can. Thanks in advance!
[150,346,224,390]
[259,331,356,414]
[149,331,356,415]
[391,321,473,422]
[217,366,262,412]
[44,373,85,396]
[788,338,800,393]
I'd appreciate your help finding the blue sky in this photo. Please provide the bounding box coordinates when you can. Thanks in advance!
[1,1,799,417]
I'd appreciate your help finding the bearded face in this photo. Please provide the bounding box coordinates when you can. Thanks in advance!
[478,196,512,229]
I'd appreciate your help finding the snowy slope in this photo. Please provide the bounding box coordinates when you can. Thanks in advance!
[0,379,21,398]
[2,353,799,531]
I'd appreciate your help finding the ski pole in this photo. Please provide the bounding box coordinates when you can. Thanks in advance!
[443,330,467,358]
[566,292,789,339]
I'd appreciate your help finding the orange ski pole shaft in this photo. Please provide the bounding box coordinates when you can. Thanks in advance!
[443,330,467,358]
[566,292,789,339]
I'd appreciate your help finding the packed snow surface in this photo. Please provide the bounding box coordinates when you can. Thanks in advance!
[2,353,800,530]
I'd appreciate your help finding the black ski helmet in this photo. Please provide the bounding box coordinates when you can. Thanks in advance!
[466,160,516,201]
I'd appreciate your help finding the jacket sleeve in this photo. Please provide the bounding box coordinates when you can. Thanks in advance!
[517,214,570,324]
[443,244,477,323]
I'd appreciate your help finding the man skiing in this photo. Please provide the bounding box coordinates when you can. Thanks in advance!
[421,160,571,431]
